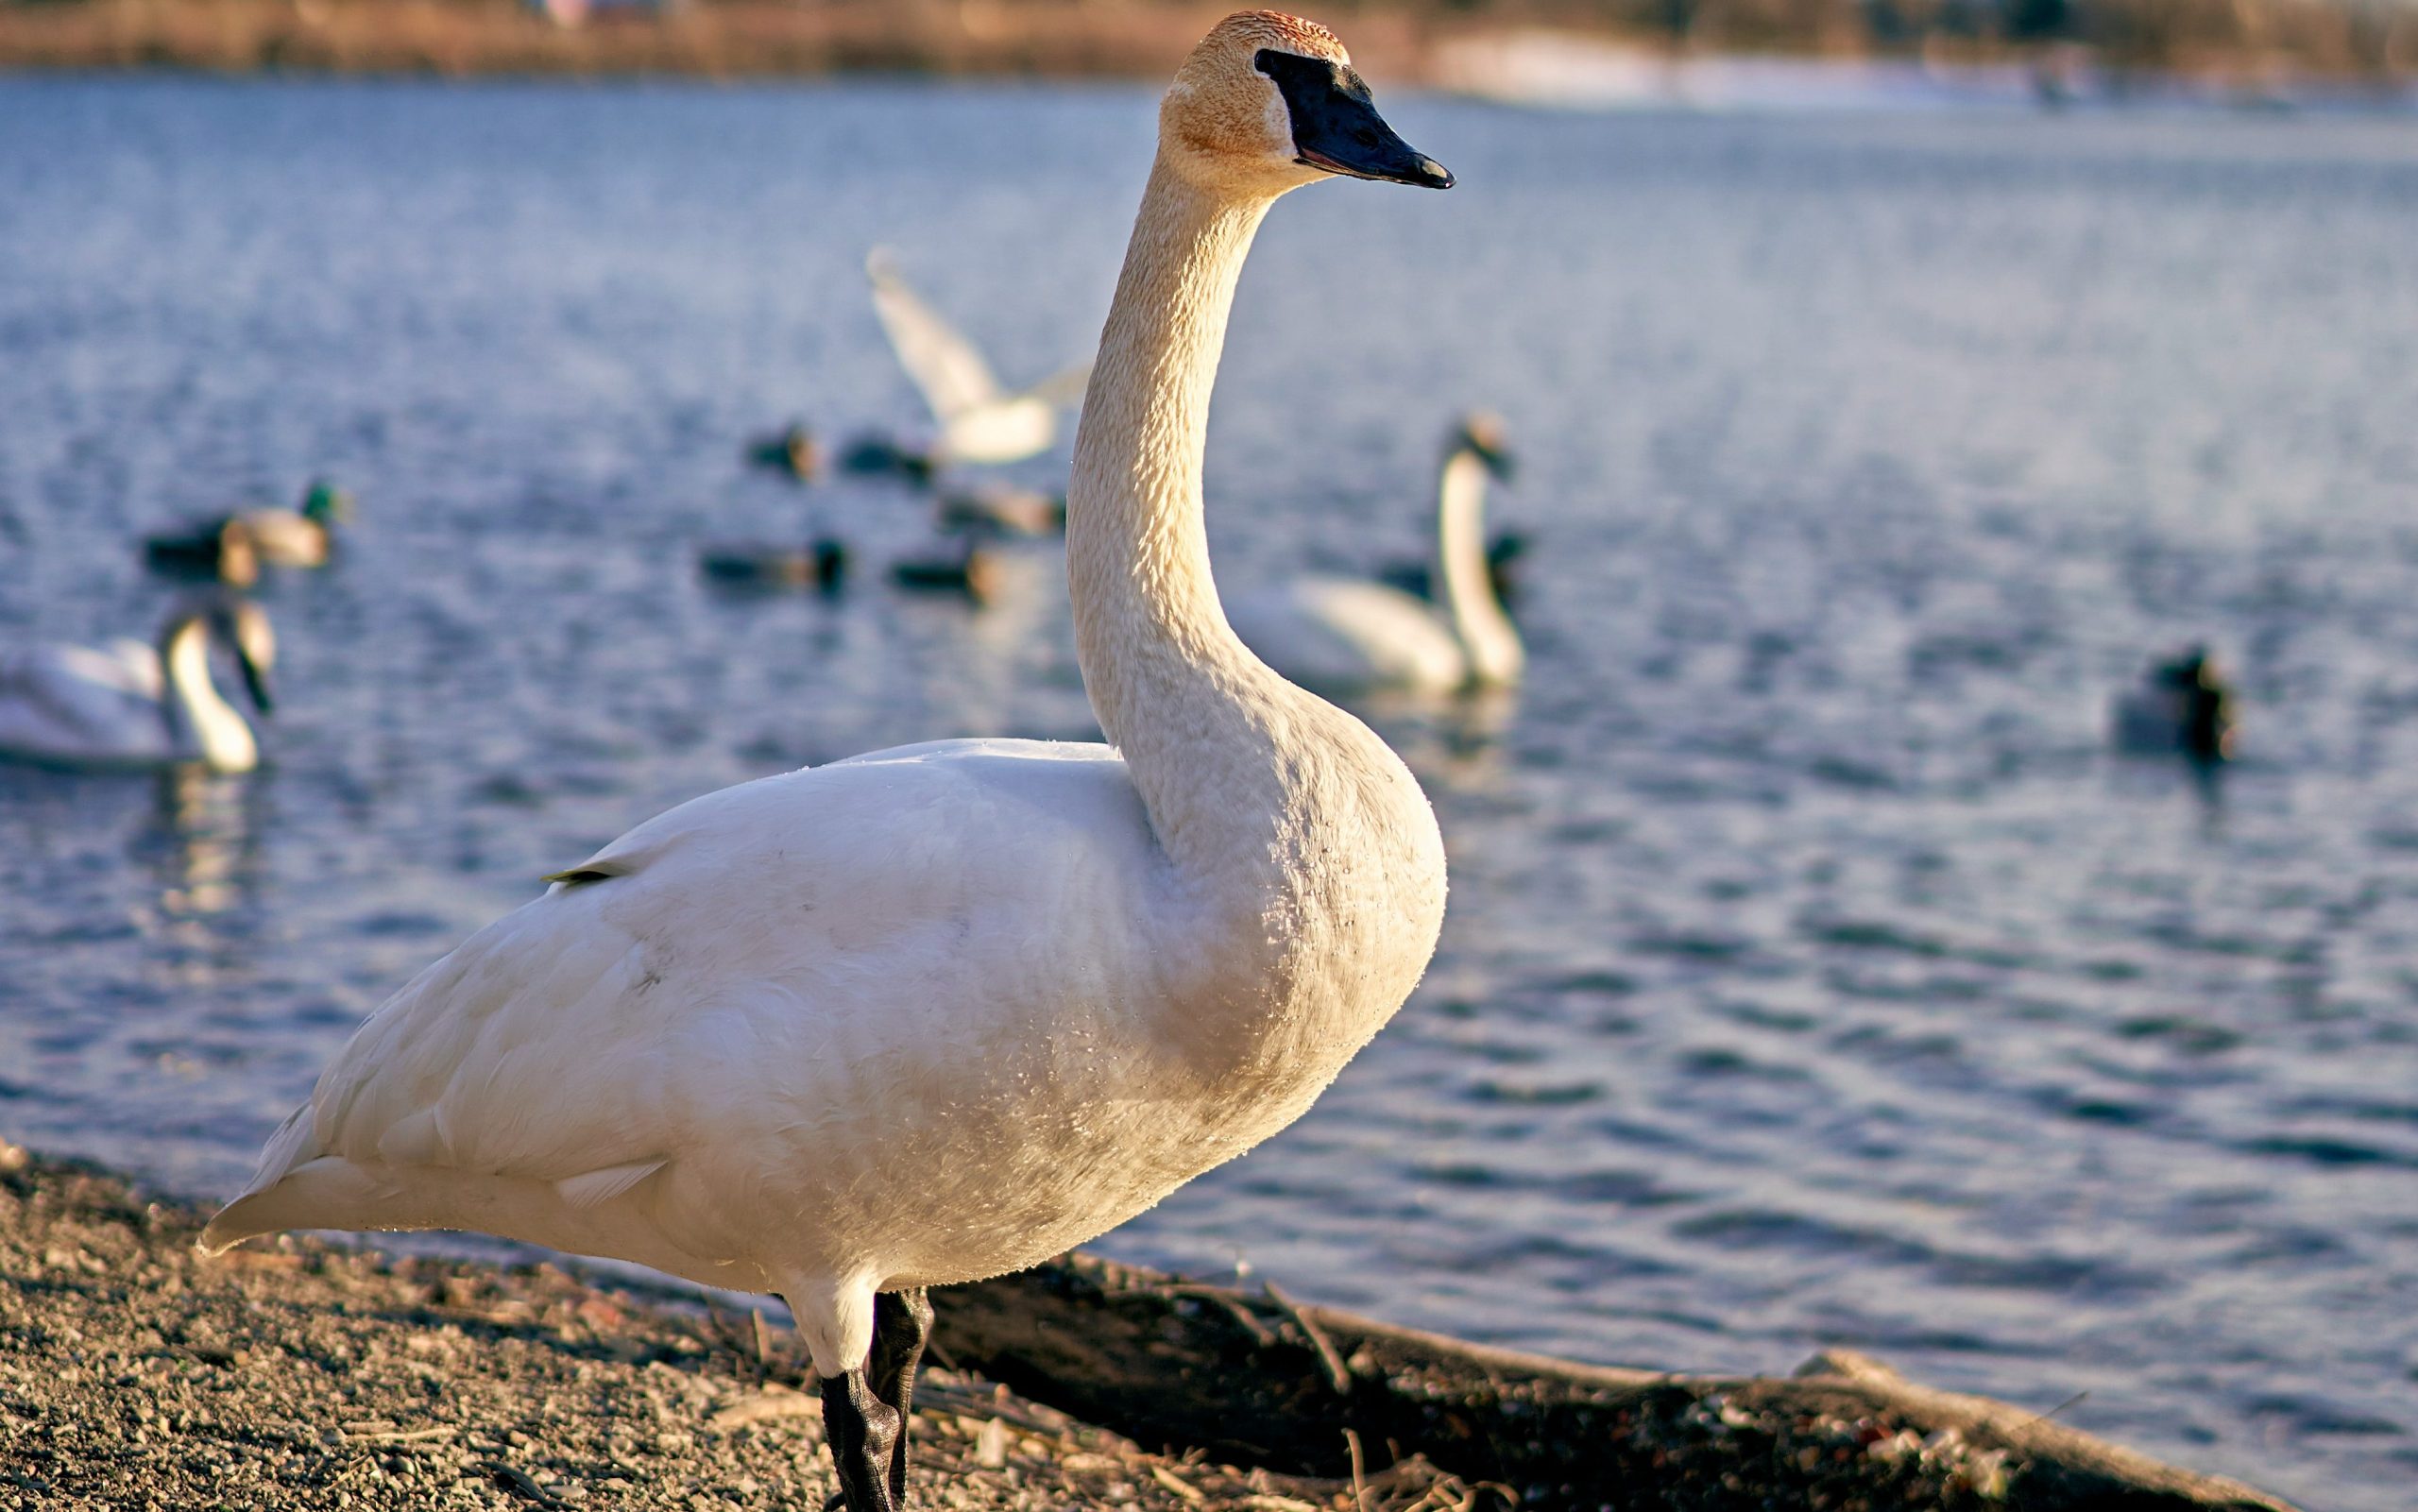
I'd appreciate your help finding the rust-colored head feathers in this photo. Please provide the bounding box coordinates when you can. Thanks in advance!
[1156,10,1448,196]
[1202,9,1347,63]
[1161,11,1346,188]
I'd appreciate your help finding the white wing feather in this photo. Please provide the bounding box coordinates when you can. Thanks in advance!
[867,249,1006,422]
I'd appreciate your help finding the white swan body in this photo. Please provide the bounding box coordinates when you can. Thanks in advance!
[1228,576,1472,691]
[0,602,275,773]
[866,247,1092,467]
[207,10,1455,1420]
[209,741,1239,1285]
[1230,424,1524,695]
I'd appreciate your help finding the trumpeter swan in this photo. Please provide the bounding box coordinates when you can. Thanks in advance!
[146,480,350,579]
[1229,414,1523,695]
[0,598,277,773]
[2113,645,2235,762]
[1380,526,1527,611]
[202,16,1451,1512]
[863,247,1093,470]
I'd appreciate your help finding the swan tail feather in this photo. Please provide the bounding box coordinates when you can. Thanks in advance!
[199,1102,346,1253]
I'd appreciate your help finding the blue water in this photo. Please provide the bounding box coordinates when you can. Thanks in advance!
[4,76,2417,1510]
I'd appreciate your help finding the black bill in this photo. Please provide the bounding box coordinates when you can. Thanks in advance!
[238,650,275,716]
[1255,49,1453,190]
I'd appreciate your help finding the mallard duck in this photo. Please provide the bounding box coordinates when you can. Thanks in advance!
[887,536,1005,605]
[2113,645,2236,762]
[935,484,1065,537]
[698,536,851,594]
[145,480,351,581]
[746,424,822,484]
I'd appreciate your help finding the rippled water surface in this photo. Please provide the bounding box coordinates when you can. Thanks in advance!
[5,76,2417,1510]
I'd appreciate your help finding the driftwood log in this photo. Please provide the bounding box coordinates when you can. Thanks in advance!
[935,1253,2297,1512]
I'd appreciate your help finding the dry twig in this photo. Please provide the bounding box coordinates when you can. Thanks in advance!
[1267,1281,1352,1395]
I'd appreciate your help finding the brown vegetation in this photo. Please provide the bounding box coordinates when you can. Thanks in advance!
[0,0,1420,81]
[0,0,2407,84]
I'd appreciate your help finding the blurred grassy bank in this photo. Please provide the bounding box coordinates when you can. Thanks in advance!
[0,0,2409,86]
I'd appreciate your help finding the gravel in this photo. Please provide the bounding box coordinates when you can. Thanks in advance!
[0,1143,1475,1512]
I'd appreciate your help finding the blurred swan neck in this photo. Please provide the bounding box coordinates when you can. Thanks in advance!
[1435,449,1522,687]
[1067,156,1279,765]
[159,615,254,769]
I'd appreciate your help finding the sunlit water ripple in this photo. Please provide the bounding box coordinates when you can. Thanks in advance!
[3,76,2416,1510]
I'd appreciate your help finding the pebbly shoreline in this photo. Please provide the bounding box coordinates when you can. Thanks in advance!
[0,1144,1478,1512]
[0,1141,2298,1511]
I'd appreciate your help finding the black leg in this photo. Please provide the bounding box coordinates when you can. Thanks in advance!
[820,1368,900,1512]
[868,1289,935,1505]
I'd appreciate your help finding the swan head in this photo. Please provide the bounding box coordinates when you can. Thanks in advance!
[1455,411,1515,482]
[1164,12,1451,195]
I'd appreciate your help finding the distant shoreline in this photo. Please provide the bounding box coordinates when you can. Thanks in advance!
[0,0,2409,97]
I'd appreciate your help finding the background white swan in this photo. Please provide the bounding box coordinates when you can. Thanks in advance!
[0,598,277,773]
[1229,414,1524,695]
[203,16,1453,1512]
[864,246,1092,468]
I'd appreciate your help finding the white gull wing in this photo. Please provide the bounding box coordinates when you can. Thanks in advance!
[1027,361,1095,413]
[866,248,1008,424]
[199,739,1269,1299]
[864,250,1092,466]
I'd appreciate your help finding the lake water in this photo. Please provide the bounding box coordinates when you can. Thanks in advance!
[4,75,2417,1511]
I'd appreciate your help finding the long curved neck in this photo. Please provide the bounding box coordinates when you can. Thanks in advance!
[1067,155,1291,871]
[1434,449,1523,687]
[158,617,254,770]
[1064,145,1449,1097]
